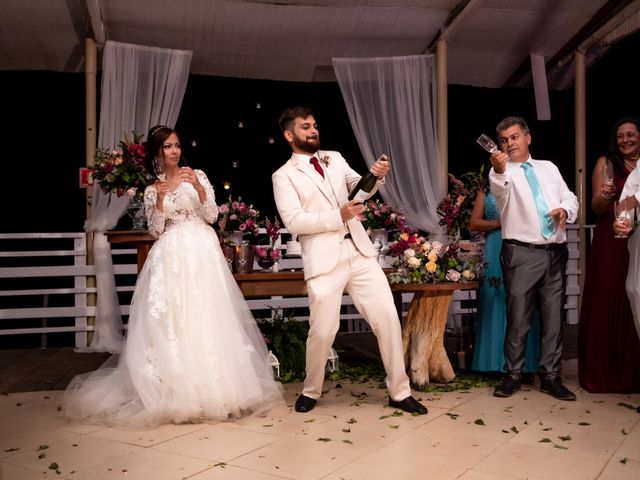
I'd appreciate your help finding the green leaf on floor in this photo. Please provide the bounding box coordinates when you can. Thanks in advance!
[510,426,519,433]
[617,402,635,410]
[4,448,19,452]
[553,444,568,450]
[539,438,552,443]
[578,422,590,426]
[620,458,628,464]
[389,425,399,429]
[346,418,357,424]
[38,453,46,459]
[37,445,49,451]
[446,413,459,420]
[342,428,351,433]
[317,437,331,442]
[621,428,628,435]
[473,419,485,426]
[558,435,572,441]
[48,463,59,470]
[342,439,353,444]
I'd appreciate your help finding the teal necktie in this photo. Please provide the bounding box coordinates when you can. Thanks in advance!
[521,162,554,238]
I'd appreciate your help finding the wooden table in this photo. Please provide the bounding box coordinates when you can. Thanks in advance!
[105,230,155,273]
[391,281,479,388]
[105,230,308,297]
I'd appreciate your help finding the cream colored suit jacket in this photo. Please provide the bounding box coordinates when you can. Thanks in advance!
[272,150,382,280]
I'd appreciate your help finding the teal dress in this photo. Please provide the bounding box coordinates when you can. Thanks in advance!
[471,192,540,373]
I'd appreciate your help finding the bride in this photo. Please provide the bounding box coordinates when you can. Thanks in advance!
[63,125,283,427]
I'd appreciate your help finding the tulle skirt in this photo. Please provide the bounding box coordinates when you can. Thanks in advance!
[63,220,283,427]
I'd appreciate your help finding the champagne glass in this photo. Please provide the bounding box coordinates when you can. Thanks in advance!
[152,157,166,180]
[603,159,614,185]
[602,159,615,200]
[613,200,632,238]
[477,133,499,153]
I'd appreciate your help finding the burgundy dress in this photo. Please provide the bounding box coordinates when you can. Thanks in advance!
[579,168,640,392]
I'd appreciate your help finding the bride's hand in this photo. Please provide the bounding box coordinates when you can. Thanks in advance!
[179,167,202,189]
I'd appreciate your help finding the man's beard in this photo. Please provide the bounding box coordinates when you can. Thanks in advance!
[293,134,320,154]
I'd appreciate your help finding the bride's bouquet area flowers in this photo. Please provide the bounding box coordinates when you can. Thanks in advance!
[90,131,152,199]
[436,168,485,239]
[217,196,261,236]
[387,232,483,285]
[358,199,407,231]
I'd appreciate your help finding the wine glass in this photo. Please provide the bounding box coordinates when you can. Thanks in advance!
[613,200,632,238]
[477,133,498,153]
[152,157,166,180]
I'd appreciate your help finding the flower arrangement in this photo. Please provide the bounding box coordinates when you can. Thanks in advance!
[255,245,282,262]
[263,216,281,246]
[217,196,260,236]
[90,131,152,199]
[358,199,407,231]
[436,167,486,239]
[387,232,483,285]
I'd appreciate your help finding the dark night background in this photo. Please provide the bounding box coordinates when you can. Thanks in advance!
[1,31,639,232]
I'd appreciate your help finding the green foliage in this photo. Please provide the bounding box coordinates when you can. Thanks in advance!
[257,310,308,381]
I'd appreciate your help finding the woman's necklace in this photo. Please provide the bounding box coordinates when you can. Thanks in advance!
[624,158,638,172]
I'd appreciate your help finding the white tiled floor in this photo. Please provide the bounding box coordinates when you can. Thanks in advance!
[1,370,638,480]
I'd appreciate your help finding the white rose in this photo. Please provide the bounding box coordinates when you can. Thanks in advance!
[407,256,422,268]
[431,241,444,254]
[462,270,476,281]
[403,248,416,258]
[446,269,461,282]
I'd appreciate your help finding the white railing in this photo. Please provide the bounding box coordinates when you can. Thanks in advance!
[2,227,588,349]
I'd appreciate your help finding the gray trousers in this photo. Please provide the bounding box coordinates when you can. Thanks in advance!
[500,241,568,376]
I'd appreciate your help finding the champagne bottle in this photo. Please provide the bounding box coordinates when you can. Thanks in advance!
[348,154,388,203]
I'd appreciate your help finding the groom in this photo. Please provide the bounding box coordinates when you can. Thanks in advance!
[272,106,427,415]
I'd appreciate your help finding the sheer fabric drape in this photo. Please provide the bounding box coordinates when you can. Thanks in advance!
[84,41,192,352]
[332,54,444,237]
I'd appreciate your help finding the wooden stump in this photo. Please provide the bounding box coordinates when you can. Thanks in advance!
[402,290,456,388]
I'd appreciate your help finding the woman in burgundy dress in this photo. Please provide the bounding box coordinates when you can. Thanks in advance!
[579,117,640,393]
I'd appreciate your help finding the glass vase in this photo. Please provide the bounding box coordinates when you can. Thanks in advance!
[126,197,146,230]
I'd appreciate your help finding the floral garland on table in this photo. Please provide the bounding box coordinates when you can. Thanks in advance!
[358,199,407,232]
[217,196,261,237]
[90,131,153,199]
[387,232,483,285]
[436,167,486,239]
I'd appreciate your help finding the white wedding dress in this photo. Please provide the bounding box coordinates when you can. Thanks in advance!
[64,170,283,427]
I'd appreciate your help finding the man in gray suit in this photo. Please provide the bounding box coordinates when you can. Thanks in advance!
[489,116,578,401]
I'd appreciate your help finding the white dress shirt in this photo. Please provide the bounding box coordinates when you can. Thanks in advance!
[620,164,640,221]
[489,155,579,244]
[294,152,326,180]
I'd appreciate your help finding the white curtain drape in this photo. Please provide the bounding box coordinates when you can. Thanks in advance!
[332,54,444,237]
[83,41,192,352]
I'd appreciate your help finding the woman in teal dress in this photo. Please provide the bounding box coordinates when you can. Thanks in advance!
[469,186,540,374]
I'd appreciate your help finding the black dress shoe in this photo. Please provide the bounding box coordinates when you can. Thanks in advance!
[494,374,521,398]
[521,372,535,384]
[388,396,428,415]
[539,376,576,401]
[294,394,317,413]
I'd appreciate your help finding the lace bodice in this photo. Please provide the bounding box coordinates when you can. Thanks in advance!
[144,169,219,238]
